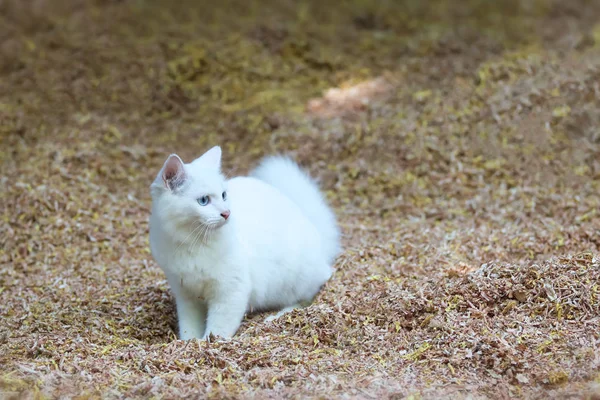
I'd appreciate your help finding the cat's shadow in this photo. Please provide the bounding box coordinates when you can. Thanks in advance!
[104,283,270,344]
[105,283,178,345]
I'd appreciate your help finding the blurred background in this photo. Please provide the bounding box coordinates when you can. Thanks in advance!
[1,0,599,398]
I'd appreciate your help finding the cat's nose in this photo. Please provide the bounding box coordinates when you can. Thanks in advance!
[220,210,230,220]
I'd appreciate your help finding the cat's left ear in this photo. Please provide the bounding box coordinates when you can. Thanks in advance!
[161,154,186,190]
[202,146,222,169]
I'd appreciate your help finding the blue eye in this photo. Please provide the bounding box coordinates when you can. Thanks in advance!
[198,196,210,206]
[222,191,227,200]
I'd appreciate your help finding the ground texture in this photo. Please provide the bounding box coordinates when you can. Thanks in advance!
[1,0,600,399]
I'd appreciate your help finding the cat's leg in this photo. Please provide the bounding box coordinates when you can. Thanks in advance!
[203,287,249,340]
[174,293,207,340]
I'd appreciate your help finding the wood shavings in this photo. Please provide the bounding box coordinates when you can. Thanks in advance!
[1,0,600,399]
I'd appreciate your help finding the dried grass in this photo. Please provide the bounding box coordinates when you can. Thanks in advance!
[1,0,600,399]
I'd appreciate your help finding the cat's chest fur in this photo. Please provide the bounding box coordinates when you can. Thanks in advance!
[151,228,246,299]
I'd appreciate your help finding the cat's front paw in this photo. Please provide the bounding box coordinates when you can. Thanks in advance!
[179,331,203,341]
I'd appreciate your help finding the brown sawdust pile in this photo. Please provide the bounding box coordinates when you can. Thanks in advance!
[1,0,600,399]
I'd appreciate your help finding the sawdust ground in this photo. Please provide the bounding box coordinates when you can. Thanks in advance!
[1,0,600,399]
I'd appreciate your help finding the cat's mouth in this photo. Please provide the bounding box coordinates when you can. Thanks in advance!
[209,219,228,229]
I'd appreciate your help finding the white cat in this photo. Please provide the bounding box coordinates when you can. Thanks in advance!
[149,146,340,340]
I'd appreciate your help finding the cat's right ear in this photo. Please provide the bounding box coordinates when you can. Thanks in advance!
[161,154,186,190]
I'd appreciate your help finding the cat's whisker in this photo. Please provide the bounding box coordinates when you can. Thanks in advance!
[201,224,214,245]
[198,226,207,246]
[197,224,208,248]
[175,221,204,253]
[175,223,200,250]
[188,224,204,251]
[191,222,211,250]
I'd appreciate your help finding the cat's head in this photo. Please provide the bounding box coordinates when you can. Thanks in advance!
[150,146,230,242]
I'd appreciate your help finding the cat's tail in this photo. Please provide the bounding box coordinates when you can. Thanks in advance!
[251,156,341,263]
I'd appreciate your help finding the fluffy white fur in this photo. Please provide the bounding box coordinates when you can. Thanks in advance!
[149,146,341,340]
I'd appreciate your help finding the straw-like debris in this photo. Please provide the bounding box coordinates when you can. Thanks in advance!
[306,77,393,118]
[1,0,600,399]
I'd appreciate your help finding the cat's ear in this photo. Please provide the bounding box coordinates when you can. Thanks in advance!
[201,146,222,169]
[161,154,186,190]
